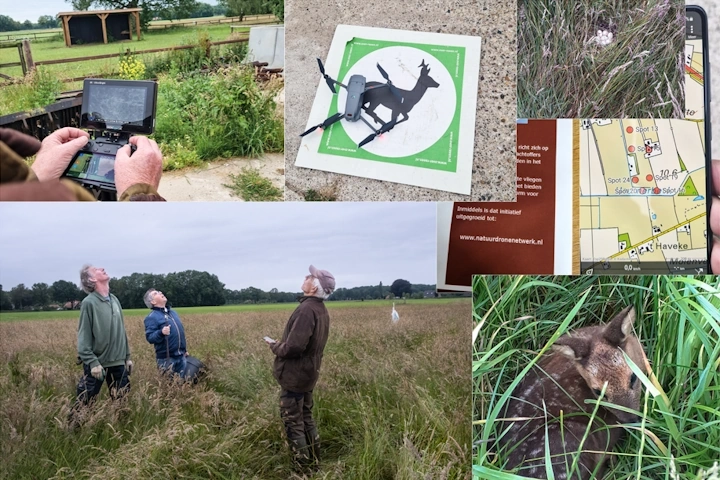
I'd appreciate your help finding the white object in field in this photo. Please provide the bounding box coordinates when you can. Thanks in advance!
[391,302,400,323]
[246,25,285,69]
[595,30,613,46]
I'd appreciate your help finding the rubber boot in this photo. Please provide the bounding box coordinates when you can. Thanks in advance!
[305,427,321,467]
[288,435,313,470]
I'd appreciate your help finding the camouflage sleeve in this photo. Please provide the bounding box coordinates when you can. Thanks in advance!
[119,183,166,202]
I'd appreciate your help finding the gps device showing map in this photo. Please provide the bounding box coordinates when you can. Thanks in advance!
[579,6,711,274]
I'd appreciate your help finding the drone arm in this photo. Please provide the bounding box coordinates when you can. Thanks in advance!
[299,112,344,137]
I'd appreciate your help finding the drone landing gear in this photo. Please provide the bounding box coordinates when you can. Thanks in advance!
[358,116,397,148]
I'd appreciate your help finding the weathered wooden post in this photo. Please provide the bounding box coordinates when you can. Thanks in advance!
[21,39,34,74]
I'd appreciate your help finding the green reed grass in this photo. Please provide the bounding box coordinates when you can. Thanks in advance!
[473,276,720,479]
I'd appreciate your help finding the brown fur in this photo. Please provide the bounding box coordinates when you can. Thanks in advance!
[500,306,647,479]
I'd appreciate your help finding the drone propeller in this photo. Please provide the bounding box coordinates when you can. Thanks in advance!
[376,63,402,100]
[317,58,337,94]
[358,119,398,148]
[300,112,344,137]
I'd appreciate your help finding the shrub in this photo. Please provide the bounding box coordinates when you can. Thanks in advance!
[153,65,283,168]
[118,53,146,80]
[0,67,62,116]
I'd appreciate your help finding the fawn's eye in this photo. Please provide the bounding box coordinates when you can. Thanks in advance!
[593,388,602,397]
[630,373,637,388]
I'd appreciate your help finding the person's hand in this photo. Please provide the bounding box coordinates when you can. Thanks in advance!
[31,127,89,181]
[90,365,104,380]
[711,159,720,273]
[162,325,170,336]
[114,136,163,197]
[184,352,189,357]
[125,360,133,375]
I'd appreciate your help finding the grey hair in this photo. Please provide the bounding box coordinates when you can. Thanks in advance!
[143,288,158,309]
[79,264,96,293]
[312,277,332,300]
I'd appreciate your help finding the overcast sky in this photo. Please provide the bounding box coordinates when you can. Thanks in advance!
[0,202,437,292]
[0,0,218,23]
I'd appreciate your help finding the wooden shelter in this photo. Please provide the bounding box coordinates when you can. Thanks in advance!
[57,8,142,47]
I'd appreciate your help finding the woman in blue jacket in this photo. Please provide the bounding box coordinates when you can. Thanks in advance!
[143,288,188,377]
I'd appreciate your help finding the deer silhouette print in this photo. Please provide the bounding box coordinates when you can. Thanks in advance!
[362,60,440,126]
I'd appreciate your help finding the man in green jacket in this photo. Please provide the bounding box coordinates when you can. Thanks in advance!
[265,265,335,469]
[72,264,132,410]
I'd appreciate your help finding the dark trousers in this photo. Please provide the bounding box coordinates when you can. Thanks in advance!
[75,363,130,406]
[157,355,187,378]
[280,389,315,440]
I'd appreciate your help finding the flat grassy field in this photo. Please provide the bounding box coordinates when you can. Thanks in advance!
[517,0,685,118]
[0,298,471,479]
[473,276,720,479]
[0,298,464,322]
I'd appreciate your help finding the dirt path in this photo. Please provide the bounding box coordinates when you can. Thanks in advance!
[158,153,284,201]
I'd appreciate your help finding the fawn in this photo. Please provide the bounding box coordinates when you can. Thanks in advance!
[500,306,647,479]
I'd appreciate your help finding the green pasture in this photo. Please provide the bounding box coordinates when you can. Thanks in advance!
[0,297,465,322]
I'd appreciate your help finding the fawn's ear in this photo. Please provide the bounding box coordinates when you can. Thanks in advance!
[603,306,636,346]
[552,335,591,361]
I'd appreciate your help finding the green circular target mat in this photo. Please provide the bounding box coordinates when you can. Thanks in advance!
[295,25,482,195]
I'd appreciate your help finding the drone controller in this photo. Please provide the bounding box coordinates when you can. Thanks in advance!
[63,79,157,200]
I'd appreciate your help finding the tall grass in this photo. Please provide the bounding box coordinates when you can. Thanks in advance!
[0,67,62,117]
[0,300,470,479]
[153,64,284,167]
[472,276,720,479]
[517,0,685,118]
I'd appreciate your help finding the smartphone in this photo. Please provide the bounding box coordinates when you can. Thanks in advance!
[686,5,712,274]
[263,336,276,344]
[578,7,711,274]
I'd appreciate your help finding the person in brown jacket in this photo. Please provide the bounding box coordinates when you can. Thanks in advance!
[265,265,335,470]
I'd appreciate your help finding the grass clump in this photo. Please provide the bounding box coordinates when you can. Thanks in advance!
[225,167,283,201]
[473,275,720,479]
[0,300,470,479]
[304,187,338,202]
[517,0,685,118]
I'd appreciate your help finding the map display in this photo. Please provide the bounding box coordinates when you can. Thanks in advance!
[579,39,707,274]
[685,38,704,120]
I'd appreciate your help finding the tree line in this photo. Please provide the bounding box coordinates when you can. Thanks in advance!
[0,0,286,34]
[0,15,61,32]
[0,273,435,311]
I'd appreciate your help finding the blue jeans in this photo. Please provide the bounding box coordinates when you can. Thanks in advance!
[157,355,187,378]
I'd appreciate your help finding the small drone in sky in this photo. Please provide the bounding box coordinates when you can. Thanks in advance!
[300,57,439,148]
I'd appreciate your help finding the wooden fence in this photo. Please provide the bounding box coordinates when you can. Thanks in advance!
[148,14,276,30]
[0,36,249,86]
[0,30,62,42]
[0,14,277,40]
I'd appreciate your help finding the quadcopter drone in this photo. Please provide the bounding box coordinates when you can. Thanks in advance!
[300,57,439,148]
